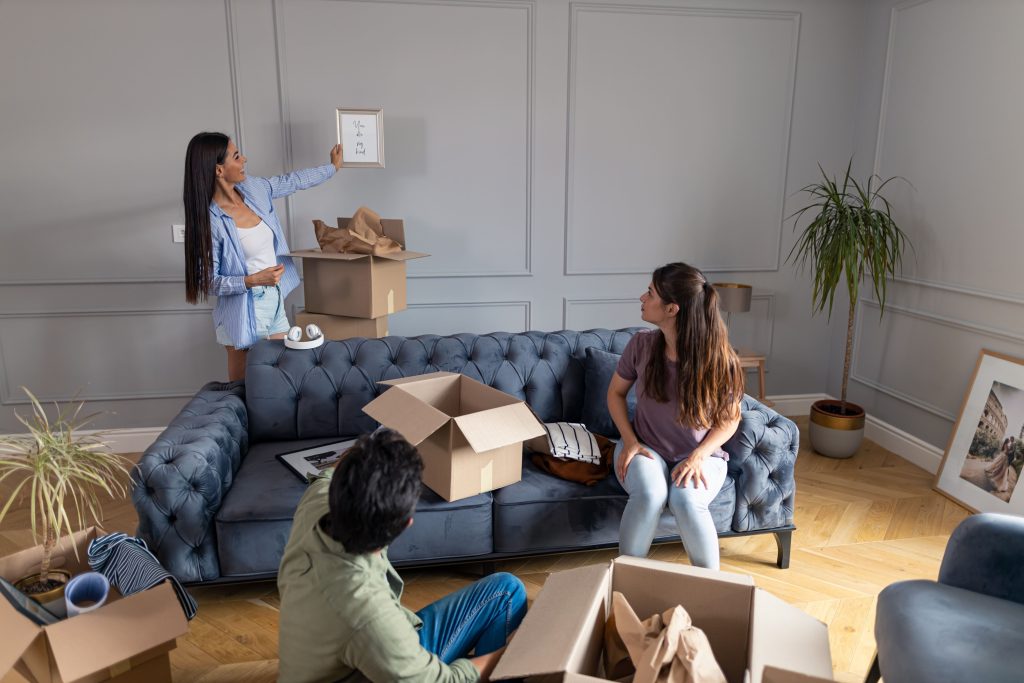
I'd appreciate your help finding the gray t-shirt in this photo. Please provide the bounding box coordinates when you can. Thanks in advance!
[615,330,728,463]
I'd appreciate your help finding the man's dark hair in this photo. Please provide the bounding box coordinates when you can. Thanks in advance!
[322,428,423,554]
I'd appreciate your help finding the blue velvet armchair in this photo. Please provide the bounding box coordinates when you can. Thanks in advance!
[868,512,1024,683]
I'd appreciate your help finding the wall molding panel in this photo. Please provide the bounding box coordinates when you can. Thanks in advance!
[563,3,800,275]
[277,0,536,279]
[851,298,1024,422]
[0,308,215,406]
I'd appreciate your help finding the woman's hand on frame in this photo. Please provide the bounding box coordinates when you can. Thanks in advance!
[616,440,653,482]
[330,143,343,170]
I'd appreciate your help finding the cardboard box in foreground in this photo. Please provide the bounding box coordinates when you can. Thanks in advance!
[492,556,834,683]
[292,217,428,319]
[0,528,188,683]
[295,309,388,340]
[362,372,545,502]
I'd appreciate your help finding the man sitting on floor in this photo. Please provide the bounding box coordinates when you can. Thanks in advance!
[278,428,527,683]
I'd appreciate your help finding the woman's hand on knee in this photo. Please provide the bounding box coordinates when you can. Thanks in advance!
[617,440,653,481]
[672,455,708,489]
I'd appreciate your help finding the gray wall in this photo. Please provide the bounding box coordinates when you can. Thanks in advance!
[832,0,1024,450]
[1,0,870,431]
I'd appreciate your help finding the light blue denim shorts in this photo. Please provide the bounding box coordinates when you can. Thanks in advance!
[216,285,291,347]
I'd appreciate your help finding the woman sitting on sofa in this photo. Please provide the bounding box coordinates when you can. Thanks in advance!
[607,262,744,570]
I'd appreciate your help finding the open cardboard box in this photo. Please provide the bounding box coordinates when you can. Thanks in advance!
[0,528,188,683]
[292,216,429,319]
[362,372,545,502]
[295,309,389,340]
[492,556,834,683]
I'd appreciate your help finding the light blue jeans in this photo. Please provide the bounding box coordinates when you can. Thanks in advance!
[215,285,290,347]
[417,572,527,662]
[614,441,728,569]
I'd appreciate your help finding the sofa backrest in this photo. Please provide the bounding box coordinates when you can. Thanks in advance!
[244,328,642,442]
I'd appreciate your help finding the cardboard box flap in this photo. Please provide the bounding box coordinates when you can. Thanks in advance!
[373,249,429,262]
[46,581,187,682]
[290,248,370,262]
[379,371,457,387]
[0,528,96,581]
[0,603,43,676]
[362,386,450,446]
[492,562,610,681]
[453,402,545,453]
[748,590,833,683]
[761,666,836,683]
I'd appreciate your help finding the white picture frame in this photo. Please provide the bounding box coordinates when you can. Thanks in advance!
[935,349,1024,513]
[336,107,384,168]
[276,439,357,483]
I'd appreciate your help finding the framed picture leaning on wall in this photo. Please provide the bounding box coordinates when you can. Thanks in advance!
[336,107,384,168]
[935,349,1024,513]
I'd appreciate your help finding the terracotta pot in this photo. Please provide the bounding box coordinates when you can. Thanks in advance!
[809,399,866,459]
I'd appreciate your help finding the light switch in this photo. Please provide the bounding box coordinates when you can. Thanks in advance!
[172,224,186,243]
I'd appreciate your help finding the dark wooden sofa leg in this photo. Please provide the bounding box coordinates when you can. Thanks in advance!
[865,654,881,683]
[774,530,792,569]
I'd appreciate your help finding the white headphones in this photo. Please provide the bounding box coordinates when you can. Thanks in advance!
[284,324,325,349]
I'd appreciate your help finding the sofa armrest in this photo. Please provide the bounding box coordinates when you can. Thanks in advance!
[939,513,1024,604]
[723,396,799,532]
[131,381,248,583]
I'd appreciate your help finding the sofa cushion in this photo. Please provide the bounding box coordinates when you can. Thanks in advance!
[492,455,735,554]
[581,347,637,439]
[876,580,1024,683]
[215,438,493,578]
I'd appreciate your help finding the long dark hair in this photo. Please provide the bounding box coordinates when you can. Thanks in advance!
[183,132,229,304]
[644,262,744,429]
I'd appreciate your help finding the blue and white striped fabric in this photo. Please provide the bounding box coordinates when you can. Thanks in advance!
[541,422,603,465]
[88,533,198,620]
[209,163,337,350]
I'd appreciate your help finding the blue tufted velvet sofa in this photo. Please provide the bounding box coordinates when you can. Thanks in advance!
[131,329,798,584]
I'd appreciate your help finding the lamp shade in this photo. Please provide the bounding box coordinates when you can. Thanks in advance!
[713,283,752,314]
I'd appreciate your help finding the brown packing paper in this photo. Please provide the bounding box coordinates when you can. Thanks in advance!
[314,206,402,256]
[612,591,727,683]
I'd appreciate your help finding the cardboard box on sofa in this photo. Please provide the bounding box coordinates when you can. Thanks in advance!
[291,217,428,319]
[362,372,545,502]
[295,309,388,340]
[492,556,834,683]
[0,528,188,683]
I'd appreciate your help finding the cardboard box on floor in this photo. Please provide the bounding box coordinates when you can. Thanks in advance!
[295,309,389,340]
[492,556,834,683]
[362,372,545,502]
[292,216,428,319]
[0,528,188,683]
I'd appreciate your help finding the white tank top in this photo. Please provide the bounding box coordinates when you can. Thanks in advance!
[235,220,277,275]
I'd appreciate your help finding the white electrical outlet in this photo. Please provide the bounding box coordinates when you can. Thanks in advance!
[172,224,186,243]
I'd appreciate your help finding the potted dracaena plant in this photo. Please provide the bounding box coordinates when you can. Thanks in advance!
[0,388,130,603]
[787,160,912,458]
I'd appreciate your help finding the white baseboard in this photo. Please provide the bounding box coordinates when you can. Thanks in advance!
[765,393,826,418]
[864,415,944,474]
[767,392,944,474]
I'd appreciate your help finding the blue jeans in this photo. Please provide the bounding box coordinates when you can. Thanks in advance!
[417,572,527,663]
[614,441,728,569]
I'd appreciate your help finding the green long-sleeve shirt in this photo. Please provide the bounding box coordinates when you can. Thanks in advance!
[277,472,479,683]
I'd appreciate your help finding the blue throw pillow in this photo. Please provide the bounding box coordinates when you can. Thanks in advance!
[582,347,637,439]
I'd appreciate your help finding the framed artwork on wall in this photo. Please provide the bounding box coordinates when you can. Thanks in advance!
[336,107,384,168]
[935,349,1024,513]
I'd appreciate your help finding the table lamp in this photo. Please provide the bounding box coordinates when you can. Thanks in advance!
[712,282,752,326]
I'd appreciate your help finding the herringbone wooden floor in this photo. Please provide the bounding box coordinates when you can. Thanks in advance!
[1,418,970,682]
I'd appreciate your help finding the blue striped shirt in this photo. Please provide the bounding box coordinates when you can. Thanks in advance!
[209,163,336,349]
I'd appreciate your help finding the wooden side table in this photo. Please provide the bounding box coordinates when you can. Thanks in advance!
[736,349,773,407]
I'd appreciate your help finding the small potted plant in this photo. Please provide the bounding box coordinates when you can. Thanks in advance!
[0,388,130,602]
[788,160,913,458]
